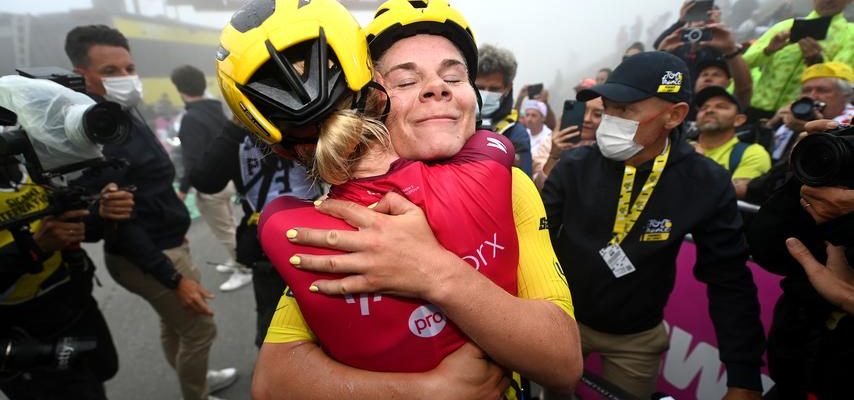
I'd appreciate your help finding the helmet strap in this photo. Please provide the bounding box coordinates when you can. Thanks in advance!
[354,80,392,123]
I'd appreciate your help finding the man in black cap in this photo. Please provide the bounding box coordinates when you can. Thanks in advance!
[693,86,771,199]
[542,51,765,399]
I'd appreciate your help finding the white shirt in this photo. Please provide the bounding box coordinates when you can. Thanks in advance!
[527,125,552,155]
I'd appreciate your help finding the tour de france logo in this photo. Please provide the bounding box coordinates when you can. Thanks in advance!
[658,71,683,94]
[641,218,673,242]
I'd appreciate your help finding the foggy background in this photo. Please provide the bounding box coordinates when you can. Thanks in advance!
[0,0,846,110]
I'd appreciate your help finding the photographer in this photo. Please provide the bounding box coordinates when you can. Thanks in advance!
[744,62,853,204]
[747,119,854,398]
[656,1,753,109]
[64,25,236,400]
[741,0,852,122]
[0,160,132,399]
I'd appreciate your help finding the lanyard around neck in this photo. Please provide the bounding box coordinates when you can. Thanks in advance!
[609,141,671,246]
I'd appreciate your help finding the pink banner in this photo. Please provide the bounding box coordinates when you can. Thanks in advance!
[579,241,782,399]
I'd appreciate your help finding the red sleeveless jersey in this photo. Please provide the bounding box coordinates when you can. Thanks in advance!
[259,130,518,372]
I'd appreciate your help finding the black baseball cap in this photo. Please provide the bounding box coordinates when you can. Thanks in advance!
[578,51,692,104]
[694,86,743,112]
[696,53,731,79]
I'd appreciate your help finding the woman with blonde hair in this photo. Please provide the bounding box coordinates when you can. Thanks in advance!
[217,0,520,374]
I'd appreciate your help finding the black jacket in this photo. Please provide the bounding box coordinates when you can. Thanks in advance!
[542,130,765,391]
[74,111,190,289]
[178,99,228,193]
[190,122,289,266]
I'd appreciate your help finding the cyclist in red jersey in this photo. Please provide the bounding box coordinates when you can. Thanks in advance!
[218,0,519,373]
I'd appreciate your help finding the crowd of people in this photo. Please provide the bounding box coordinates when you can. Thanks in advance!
[1,0,852,399]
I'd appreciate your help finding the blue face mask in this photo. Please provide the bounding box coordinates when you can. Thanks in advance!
[478,90,503,117]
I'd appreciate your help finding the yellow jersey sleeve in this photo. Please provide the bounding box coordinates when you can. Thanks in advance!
[264,167,575,344]
[264,288,316,344]
[511,168,575,319]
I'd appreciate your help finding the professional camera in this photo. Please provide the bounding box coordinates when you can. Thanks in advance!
[791,124,854,188]
[681,28,712,44]
[790,96,827,122]
[0,70,130,232]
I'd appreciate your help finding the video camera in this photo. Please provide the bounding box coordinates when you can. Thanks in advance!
[791,124,854,188]
[0,67,130,232]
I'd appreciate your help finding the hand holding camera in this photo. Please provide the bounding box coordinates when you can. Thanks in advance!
[695,23,739,54]
[32,209,89,252]
[99,182,134,221]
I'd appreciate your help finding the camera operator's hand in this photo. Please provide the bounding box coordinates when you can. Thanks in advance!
[763,30,790,56]
[99,183,134,221]
[33,210,89,252]
[787,239,854,314]
[176,277,214,316]
[794,119,839,144]
[658,28,685,52]
[799,185,854,225]
[700,23,739,54]
[783,104,814,134]
[798,37,823,65]
[765,105,791,129]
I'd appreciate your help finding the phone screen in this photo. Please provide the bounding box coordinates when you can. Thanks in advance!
[684,0,714,23]
[561,100,586,143]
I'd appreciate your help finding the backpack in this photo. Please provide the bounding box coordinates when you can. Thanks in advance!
[729,141,750,173]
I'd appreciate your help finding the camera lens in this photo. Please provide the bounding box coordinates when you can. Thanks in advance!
[82,102,129,144]
[792,132,854,187]
[687,29,703,43]
[790,97,818,121]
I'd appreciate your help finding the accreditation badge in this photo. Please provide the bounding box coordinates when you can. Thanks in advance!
[599,244,636,278]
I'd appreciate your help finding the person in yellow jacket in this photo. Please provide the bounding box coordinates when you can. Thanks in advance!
[742,0,853,121]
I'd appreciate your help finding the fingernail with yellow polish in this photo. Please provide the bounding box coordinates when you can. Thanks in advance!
[286,229,298,239]
[289,255,301,266]
[314,199,323,207]
[309,285,319,293]
[367,202,378,209]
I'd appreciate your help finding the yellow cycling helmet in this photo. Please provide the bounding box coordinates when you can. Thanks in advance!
[365,0,478,81]
[217,0,372,146]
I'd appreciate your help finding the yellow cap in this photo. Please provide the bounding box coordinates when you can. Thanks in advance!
[801,62,854,83]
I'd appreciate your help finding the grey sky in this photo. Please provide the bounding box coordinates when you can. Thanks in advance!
[0,1,760,105]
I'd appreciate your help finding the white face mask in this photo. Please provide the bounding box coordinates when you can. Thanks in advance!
[596,114,644,161]
[478,90,503,117]
[102,75,143,108]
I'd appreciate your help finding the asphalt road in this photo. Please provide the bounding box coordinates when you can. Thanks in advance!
[84,217,259,400]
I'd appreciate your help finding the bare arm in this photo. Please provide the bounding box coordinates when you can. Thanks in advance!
[289,190,581,392]
[727,55,753,109]
[252,340,509,400]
